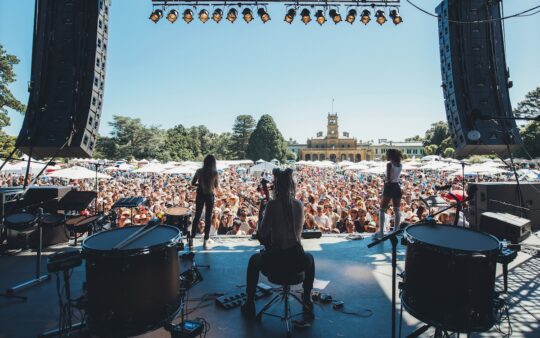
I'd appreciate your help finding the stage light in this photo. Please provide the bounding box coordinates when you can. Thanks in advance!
[242,8,254,23]
[199,9,209,23]
[167,9,179,23]
[212,9,223,23]
[257,8,271,23]
[300,9,311,25]
[329,9,342,24]
[284,8,296,24]
[390,9,403,25]
[315,10,326,25]
[227,8,238,23]
[183,9,194,23]
[149,9,163,23]
[375,10,387,25]
[345,9,357,24]
[360,9,371,25]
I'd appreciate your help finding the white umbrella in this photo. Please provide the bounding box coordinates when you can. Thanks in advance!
[419,161,448,170]
[0,162,23,174]
[47,165,111,179]
[421,155,441,161]
[134,164,166,174]
[361,166,387,175]
[117,163,133,171]
[250,161,278,174]
[104,166,119,171]
[163,166,196,175]
[255,159,265,164]
[343,163,369,171]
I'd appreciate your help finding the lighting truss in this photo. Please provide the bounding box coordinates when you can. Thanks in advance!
[150,0,400,25]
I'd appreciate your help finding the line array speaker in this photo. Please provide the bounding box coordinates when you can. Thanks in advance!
[436,0,522,158]
[16,0,110,158]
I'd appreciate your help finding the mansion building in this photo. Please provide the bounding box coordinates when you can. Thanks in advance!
[292,114,424,162]
[299,114,373,162]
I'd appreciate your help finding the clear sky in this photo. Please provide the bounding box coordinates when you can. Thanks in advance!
[1,1,539,144]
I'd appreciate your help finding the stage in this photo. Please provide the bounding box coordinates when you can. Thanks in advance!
[1,234,539,338]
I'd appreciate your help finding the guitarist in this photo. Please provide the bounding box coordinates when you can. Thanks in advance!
[241,168,315,319]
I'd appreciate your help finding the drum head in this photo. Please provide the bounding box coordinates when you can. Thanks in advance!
[166,207,190,216]
[43,214,65,224]
[83,225,180,252]
[405,224,500,252]
[5,213,36,226]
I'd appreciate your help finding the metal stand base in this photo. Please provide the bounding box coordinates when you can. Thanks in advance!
[40,322,85,338]
[7,274,50,294]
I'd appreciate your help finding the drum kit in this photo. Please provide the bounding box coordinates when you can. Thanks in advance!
[370,221,510,338]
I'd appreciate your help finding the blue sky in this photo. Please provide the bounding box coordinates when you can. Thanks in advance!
[1,0,539,144]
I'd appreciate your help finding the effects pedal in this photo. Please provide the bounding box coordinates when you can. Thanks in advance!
[215,284,272,310]
[168,320,204,338]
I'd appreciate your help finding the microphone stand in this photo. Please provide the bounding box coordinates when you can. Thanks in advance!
[368,228,403,338]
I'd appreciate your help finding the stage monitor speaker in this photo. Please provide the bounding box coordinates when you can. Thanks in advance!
[436,0,522,158]
[467,182,540,231]
[479,212,531,244]
[24,186,75,213]
[16,0,110,158]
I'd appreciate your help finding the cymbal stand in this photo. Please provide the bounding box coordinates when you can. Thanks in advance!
[4,208,50,297]
[368,229,403,338]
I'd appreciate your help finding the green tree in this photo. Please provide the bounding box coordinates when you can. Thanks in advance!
[0,44,26,126]
[514,86,540,118]
[443,147,455,158]
[516,122,540,158]
[424,144,439,155]
[246,115,287,162]
[405,135,423,142]
[0,134,16,158]
[163,125,194,161]
[94,136,117,159]
[424,121,450,149]
[231,115,256,159]
[208,132,234,160]
[108,115,165,160]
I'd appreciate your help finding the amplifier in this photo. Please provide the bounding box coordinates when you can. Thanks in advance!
[468,182,540,231]
[302,230,322,239]
[0,187,25,219]
[479,212,531,244]
[24,186,74,213]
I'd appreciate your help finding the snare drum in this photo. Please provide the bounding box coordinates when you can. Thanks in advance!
[82,225,181,336]
[4,213,37,249]
[165,206,191,232]
[402,224,500,332]
[65,215,100,234]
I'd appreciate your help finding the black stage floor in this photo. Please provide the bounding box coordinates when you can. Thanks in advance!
[1,234,539,338]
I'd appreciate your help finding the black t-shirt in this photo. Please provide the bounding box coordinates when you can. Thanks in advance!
[354,220,369,233]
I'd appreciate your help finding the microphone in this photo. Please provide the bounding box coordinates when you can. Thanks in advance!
[435,184,451,191]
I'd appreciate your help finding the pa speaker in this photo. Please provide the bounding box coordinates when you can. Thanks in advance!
[16,0,110,158]
[436,0,521,158]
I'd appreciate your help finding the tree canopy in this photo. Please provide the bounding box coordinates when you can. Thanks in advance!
[246,114,287,162]
[231,115,255,159]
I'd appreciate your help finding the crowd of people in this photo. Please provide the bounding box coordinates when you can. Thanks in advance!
[0,156,518,237]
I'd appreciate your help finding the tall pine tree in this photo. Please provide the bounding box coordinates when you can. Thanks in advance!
[231,115,255,159]
[246,115,287,162]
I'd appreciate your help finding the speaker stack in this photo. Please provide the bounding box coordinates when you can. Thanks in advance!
[436,0,522,158]
[16,0,110,158]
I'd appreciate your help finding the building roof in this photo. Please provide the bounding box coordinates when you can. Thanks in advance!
[372,142,424,147]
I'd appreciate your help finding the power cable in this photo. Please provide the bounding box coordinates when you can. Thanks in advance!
[406,0,540,23]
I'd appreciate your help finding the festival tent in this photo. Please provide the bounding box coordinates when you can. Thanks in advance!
[133,164,166,174]
[104,166,119,171]
[150,159,160,164]
[361,166,387,175]
[421,155,441,161]
[0,162,23,174]
[47,166,111,180]
[163,166,196,175]
[250,161,278,175]
[419,161,449,170]
[343,163,369,171]
[116,163,133,171]
[255,159,266,164]
[337,160,355,167]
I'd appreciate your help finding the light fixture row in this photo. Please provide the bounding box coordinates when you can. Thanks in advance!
[149,7,402,25]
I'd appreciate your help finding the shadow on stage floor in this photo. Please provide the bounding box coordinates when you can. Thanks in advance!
[0,235,539,338]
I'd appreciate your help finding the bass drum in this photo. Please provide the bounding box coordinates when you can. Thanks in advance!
[402,224,500,333]
[82,225,181,337]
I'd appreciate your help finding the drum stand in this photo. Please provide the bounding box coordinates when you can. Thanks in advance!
[3,209,50,298]
[368,229,403,338]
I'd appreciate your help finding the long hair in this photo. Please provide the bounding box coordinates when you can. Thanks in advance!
[200,155,218,192]
[386,149,403,165]
[273,168,296,228]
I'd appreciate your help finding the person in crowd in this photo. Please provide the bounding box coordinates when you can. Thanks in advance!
[241,168,315,320]
[190,155,219,249]
[314,205,332,232]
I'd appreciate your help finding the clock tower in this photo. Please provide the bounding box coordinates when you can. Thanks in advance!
[327,113,338,139]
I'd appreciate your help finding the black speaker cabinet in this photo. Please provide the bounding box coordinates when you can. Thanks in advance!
[16,0,110,158]
[436,0,521,157]
[479,212,531,244]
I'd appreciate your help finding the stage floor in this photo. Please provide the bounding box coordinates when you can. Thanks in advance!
[1,233,539,338]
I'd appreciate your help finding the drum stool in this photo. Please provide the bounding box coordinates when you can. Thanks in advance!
[256,271,312,337]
